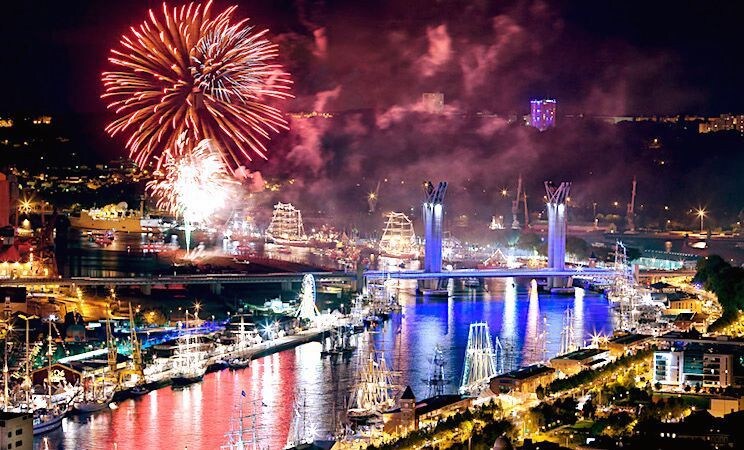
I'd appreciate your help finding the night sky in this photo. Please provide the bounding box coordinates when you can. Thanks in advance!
[3,1,744,114]
[1,1,743,226]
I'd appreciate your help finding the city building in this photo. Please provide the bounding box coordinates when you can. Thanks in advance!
[489,364,556,395]
[0,411,32,450]
[382,386,471,434]
[549,348,610,376]
[653,350,734,388]
[529,99,556,131]
[667,297,705,314]
[698,113,744,133]
[710,396,744,418]
[604,333,653,358]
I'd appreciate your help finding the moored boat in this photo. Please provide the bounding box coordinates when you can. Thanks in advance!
[33,408,66,435]
[227,358,250,370]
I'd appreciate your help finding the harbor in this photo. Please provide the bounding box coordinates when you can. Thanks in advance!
[30,278,613,449]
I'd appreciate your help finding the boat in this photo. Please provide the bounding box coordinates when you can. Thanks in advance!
[129,385,150,397]
[70,201,163,232]
[33,407,66,435]
[221,397,263,450]
[228,358,250,370]
[347,347,398,422]
[420,288,449,297]
[34,317,70,434]
[74,375,114,413]
[170,329,208,387]
[463,277,480,288]
[285,389,312,449]
[208,359,230,372]
[74,397,112,413]
[265,202,309,246]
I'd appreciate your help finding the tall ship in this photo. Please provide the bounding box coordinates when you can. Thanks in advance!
[170,332,208,386]
[378,212,418,259]
[70,202,163,232]
[265,202,309,246]
[347,349,398,421]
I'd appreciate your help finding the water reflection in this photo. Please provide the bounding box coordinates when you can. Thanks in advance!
[38,279,612,449]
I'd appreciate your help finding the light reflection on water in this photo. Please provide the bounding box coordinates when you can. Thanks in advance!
[37,278,612,450]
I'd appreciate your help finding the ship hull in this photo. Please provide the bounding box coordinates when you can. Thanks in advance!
[70,215,144,232]
[74,401,109,414]
[172,373,205,386]
[70,212,163,233]
[33,414,65,435]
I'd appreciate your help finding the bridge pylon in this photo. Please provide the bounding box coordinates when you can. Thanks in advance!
[544,181,571,289]
[422,181,447,273]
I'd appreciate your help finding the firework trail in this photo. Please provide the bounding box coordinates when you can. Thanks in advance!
[102,1,292,173]
[147,136,239,226]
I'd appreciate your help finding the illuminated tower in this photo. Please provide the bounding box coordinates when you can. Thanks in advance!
[545,181,570,287]
[422,181,447,273]
[530,99,556,131]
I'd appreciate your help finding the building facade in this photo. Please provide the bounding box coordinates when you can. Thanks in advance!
[490,364,555,395]
[0,412,32,450]
[654,350,734,388]
[549,348,609,376]
[530,99,556,131]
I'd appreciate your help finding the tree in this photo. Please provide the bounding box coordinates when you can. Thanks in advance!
[582,399,596,419]
[536,385,545,400]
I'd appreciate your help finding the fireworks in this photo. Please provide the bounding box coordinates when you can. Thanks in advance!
[147,137,239,226]
[102,2,292,172]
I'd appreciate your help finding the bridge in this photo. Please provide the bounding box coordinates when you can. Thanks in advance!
[364,267,611,280]
[0,272,358,295]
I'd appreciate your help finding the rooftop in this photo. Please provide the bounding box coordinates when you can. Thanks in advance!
[551,348,606,361]
[607,333,652,346]
[387,394,465,416]
[0,411,31,421]
[492,364,555,381]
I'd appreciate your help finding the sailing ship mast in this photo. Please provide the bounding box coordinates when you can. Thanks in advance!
[222,396,263,450]
[45,316,54,409]
[266,203,307,244]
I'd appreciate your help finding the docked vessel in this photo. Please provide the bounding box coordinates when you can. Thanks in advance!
[34,317,70,434]
[70,202,162,232]
[171,332,208,386]
[33,407,66,435]
[347,345,398,421]
[227,358,250,370]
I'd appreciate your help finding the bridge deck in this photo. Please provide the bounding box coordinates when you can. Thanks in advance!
[364,268,611,279]
[0,272,356,286]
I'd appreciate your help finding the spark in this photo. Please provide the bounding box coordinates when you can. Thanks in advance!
[147,136,239,226]
[102,2,292,173]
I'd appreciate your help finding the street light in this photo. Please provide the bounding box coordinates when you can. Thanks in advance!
[695,207,707,233]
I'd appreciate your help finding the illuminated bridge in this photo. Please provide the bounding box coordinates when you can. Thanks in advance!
[363,267,612,280]
[0,272,358,295]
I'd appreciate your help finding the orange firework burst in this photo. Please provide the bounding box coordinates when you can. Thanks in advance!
[102,1,292,173]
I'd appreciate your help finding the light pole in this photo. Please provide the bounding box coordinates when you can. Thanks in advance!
[695,208,707,233]
[18,314,38,406]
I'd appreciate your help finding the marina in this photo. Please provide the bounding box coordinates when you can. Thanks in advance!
[32,279,613,449]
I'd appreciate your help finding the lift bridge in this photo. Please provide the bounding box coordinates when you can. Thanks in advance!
[368,179,611,283]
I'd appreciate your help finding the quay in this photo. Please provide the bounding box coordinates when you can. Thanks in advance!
[140,321,353,387]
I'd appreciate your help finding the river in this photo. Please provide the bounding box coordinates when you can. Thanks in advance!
[35,278,613,450]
